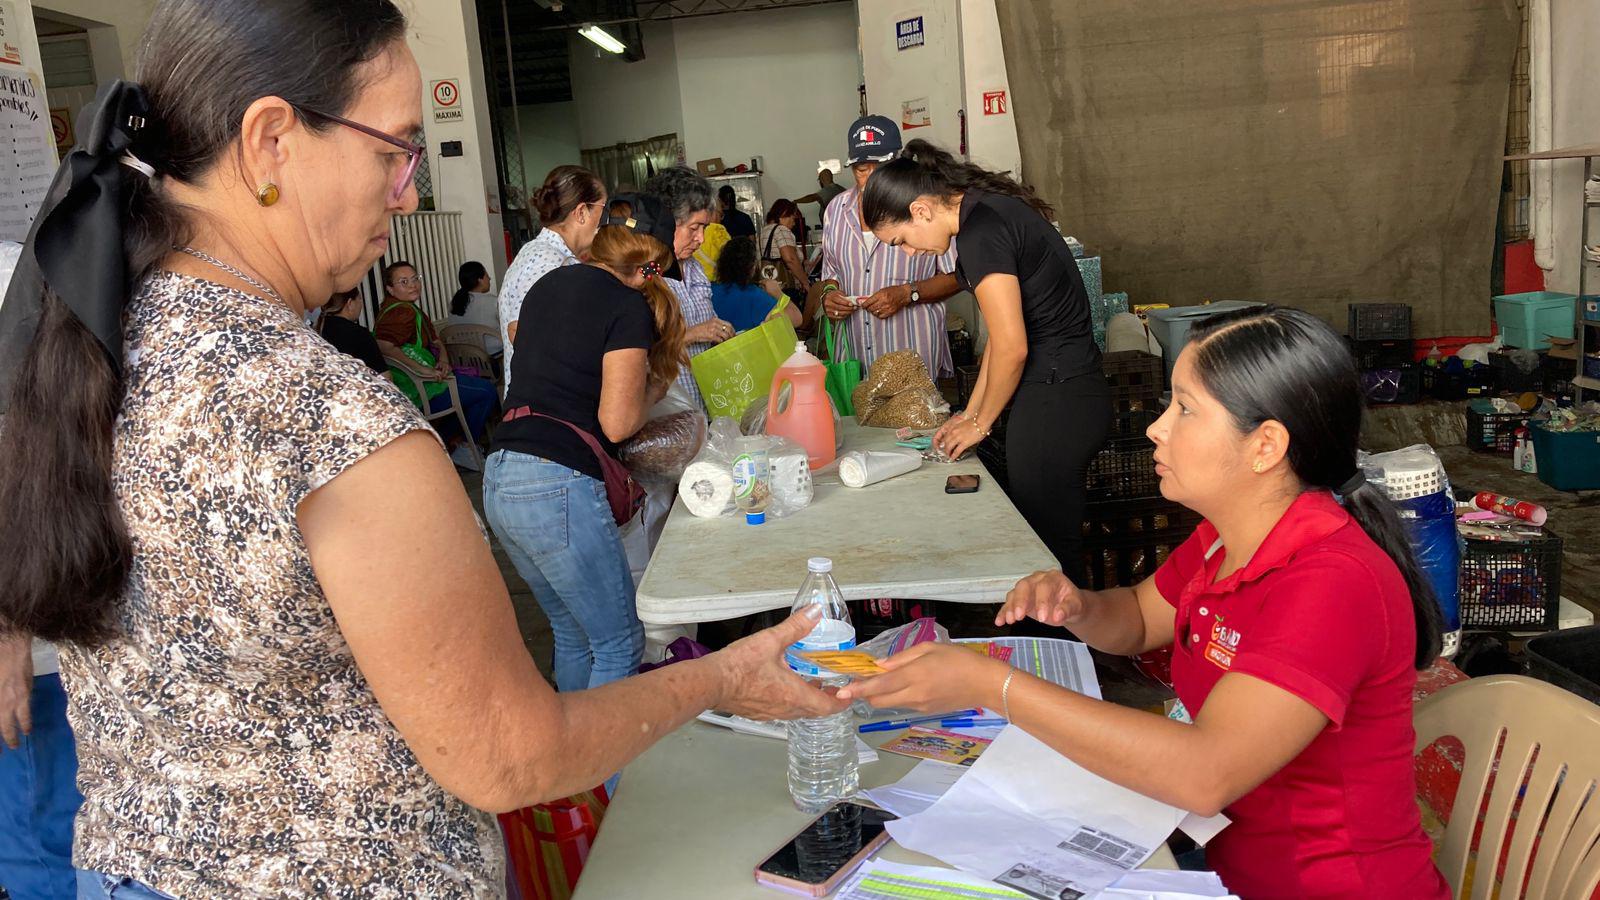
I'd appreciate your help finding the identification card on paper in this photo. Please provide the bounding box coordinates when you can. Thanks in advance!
[796,650,886,677]
[880,727,992,766]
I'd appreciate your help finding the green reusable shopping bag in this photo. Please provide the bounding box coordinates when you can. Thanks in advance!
[690,297,798,421]
[822,318,860,417]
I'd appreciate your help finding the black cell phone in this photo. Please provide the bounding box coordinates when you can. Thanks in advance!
[945,474,981,494]
[754,802,898,896]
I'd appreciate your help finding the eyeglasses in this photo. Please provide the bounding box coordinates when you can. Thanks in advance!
[392,276,421,288]
[299,106,425,203]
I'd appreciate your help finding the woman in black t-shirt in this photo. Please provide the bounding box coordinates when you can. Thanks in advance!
[484,196,688,694]
[861,140,1112,580]
[317,288,388,374]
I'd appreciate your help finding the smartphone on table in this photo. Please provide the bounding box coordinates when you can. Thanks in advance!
[754,801,898,896]
[945,474,980,494]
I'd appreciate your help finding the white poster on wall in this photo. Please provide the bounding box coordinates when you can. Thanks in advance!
[0,0,22,66]
[0,63,56,242]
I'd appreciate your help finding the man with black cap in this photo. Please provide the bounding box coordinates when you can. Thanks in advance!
[818,115,961,379]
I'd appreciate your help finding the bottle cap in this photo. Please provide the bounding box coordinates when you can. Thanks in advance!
[796,341,806,353]
[745,511,766,525]
[807,556,833,573]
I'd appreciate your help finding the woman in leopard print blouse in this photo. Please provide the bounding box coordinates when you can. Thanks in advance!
[0,2,842,897]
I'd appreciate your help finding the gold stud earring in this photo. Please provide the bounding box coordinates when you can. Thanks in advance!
[1252,460,1265,474]
[256,182,281,207]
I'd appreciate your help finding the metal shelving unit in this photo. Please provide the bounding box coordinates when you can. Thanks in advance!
[1506,145,1600,398]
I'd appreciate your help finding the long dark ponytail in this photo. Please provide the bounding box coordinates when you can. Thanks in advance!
[0,0,406,644]
[1185,306,1444,669]
[861,138,1054,228]
[452,260,488,317]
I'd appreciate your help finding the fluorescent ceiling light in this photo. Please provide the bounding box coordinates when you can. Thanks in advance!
[579,25,626,54]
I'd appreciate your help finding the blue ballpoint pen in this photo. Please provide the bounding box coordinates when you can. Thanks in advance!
[858,709,982,733]
[938,717,1008,729]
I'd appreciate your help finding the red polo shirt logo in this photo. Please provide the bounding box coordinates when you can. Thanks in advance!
[1205,619,1240,669]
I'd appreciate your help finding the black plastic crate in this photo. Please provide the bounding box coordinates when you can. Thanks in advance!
[1081,525,1196,589]
[1103,350,1163,406]
[1359,365,1421,405]
[1422,364,1498,400]
[1347,303,1412,341]
[1459,530,1562,631]
[1489,349,1546,395]
[955,364,980,408]
[1347,337,1412,369]
[1086,411,1162,501]
[1524,625,1600,705]
[1465,407,1527,454]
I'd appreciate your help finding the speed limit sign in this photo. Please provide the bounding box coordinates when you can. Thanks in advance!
[431,79,462,123]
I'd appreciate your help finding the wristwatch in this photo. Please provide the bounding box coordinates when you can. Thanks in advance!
[908,286,922,305]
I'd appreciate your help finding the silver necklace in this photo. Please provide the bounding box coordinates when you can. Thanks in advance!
[177,246,284,304]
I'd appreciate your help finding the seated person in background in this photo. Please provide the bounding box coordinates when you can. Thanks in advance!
[447,260,502,355]
[375,261,498,468]
[712,236,803,333]
[318,288,387,374]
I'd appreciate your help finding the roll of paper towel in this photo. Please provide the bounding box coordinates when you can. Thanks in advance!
[678,461,735,518]
[838,450,923,488]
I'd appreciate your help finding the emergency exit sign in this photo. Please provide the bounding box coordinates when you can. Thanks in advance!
[896,16,925,51]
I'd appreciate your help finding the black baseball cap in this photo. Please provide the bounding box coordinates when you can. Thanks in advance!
[846,114,901,166]
[603,192,676,251]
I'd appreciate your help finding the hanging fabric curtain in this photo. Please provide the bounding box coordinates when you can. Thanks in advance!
[582,134,683,196]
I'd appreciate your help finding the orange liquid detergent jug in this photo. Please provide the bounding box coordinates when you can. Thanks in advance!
[766,342,836,470]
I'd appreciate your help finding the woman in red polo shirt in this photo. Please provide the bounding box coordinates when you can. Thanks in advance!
[840,306,1448,899]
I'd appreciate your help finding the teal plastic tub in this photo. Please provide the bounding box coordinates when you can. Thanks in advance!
[1530,423,1600,491]
[1493,291,1576,349]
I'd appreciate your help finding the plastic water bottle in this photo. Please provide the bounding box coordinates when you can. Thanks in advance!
[786,557,859,813]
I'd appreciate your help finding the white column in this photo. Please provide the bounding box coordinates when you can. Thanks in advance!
[402,0,507,274]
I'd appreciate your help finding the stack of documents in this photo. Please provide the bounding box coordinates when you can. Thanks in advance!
[884,727,1229,899]
[837,861,1239,900]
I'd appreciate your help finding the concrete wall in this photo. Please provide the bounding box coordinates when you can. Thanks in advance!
[674,3,861,205]
[564,5,860,207]
[29,0,153,79]
[569,22,685,151]
[1542,0,1600,296]
[399,0,506,273]
[858,0,963,155]
[517,100,582,190]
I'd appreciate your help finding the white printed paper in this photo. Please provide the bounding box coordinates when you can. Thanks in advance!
[958,637,1102,699]
[886,727,1194,898]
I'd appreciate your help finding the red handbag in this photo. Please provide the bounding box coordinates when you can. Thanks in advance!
[502,407,646,526]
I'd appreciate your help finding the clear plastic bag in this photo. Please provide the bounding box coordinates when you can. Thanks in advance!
[766,435,814,517]
[677,417,744,518]
[619,412,707,492]
[856,617,950,661]
[851,350,951,429]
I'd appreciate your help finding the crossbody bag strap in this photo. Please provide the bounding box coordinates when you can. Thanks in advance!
[763,225,779,260]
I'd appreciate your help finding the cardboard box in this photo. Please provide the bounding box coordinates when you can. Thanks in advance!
[694,157,725,176]
[1547,336,1577,361]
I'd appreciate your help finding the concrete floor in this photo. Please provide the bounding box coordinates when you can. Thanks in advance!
[461,397,1598,693]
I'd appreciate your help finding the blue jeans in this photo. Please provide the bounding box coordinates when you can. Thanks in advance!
[428,373,497,442]
[0,674,83,900]
[74,872,173,900]
[483,450,643,693]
